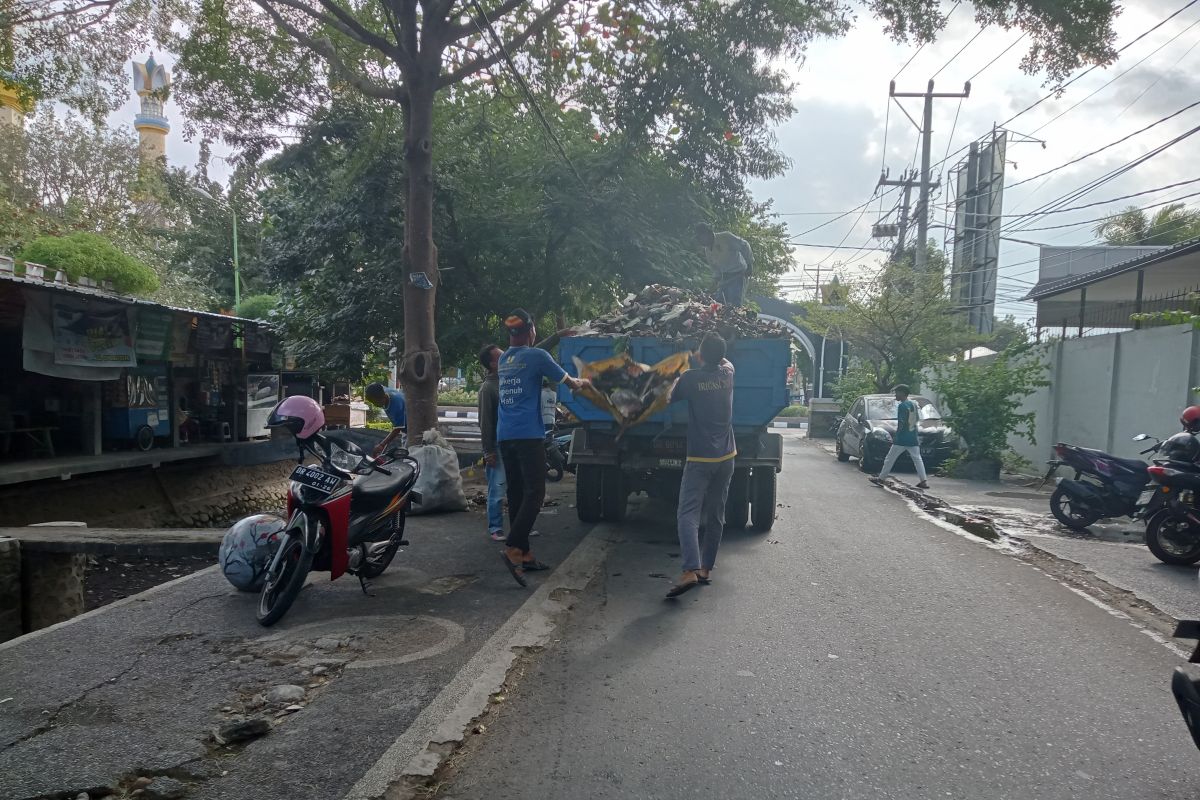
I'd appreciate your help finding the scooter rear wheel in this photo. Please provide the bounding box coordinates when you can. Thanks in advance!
[257,536,313,627]
[1050,486,1102,530]
[1146,510,1200,565]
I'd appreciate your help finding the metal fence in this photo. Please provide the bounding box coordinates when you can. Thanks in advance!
[1036,286,1200,339]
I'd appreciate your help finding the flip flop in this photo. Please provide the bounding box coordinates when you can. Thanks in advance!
[522,560,551,571]
[666,578,699,599]
[500,552,527,587]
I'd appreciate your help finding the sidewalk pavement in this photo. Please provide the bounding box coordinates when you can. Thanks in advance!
[921,473,1199,621]
[0,479,592,800]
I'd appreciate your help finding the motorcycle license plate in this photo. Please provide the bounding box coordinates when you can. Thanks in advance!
[1139,489,1155,506]
[291,465,340,494]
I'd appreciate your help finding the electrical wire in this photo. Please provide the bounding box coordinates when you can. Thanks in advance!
[999,0,1200,129]
[967,32,1028,82]
[931,27,984,79]
[893,1,961,80]
[788,187,897,239]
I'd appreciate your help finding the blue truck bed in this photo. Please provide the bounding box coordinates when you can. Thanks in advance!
[557,336,791,432]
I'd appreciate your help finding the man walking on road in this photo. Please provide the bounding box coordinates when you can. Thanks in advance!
[478,344,506,542]
[496,309,590,586]
[667,333,737,598]
[696,222,753,307]
[365,382,406,457]
[870,384,929,489]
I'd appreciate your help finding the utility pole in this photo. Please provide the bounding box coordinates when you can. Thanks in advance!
[889,79,970,270]
[877,168,921,260]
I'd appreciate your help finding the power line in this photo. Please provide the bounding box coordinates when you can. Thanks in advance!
[1116,33,1200,118]
[788,187,897,239]
[1004,188,1200,232]
[931,27,984,79]
[967,32,1027,82]
[893,1,960,80]
[999,0,1200,129]
[1005,176,1200,219]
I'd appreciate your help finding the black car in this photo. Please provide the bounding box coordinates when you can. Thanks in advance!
[835,394,958,473]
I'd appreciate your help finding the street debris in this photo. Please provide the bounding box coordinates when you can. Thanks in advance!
[265,684,306,704]
[212,717,271,745]
[567,284,788,341]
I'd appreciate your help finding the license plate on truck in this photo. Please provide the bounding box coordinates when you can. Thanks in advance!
[657,458,684,468]
[291,464,340,494]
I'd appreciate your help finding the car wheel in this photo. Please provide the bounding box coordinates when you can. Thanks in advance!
[836,439,850,462]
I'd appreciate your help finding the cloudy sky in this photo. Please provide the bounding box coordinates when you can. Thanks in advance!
[750,0,1200,321]
[109,2,1199,323]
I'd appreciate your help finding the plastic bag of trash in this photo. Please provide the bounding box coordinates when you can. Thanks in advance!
[407,429,468,515]
[573,350,692,430]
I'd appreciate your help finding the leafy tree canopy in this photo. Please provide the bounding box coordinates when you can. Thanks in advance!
[20,231,160,294]
[1095,203,1200,247]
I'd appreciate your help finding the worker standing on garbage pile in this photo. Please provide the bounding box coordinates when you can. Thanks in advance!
[696,223,753,307]
[666,333,737,599]
[496,309,591,586]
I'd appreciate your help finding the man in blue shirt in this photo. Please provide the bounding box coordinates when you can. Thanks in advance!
[365,382,406,457]
[870,384,929,489]
[497,309,590,586]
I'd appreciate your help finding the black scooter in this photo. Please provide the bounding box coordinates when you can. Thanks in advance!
[1041,434,1162,530]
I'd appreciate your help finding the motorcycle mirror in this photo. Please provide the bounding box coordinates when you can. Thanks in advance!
[1133,433,1151,442]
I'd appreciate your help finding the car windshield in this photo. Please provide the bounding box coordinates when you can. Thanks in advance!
[866,396,942,421]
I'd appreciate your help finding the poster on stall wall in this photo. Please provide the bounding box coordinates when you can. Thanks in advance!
[195,318,233,351]
[135,309,173,360]
[246,373,280,437]
[170,315,193,362]
[52,300,137,367]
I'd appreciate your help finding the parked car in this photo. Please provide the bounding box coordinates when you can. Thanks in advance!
[835,394,958,473]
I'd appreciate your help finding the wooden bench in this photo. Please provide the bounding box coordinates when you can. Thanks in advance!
[1,426,57,457]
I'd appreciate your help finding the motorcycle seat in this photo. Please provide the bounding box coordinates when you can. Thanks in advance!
[352,462,416,506]
[1073,446,1147,473]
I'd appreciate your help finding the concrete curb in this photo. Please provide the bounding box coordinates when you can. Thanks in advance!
[344,522,620,800]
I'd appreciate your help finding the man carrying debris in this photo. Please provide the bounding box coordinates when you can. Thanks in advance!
[666,333,737,599]
[497,309,591,586]
[365,382,406,457]
[696,223,753,307]
[478,344,506,542]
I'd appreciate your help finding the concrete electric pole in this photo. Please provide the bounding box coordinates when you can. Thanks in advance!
[888,79,970,270]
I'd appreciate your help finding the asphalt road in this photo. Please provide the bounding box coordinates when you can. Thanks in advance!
[440,434,1199,800]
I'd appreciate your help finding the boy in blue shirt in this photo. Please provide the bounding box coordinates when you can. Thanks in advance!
[497,309,590,586]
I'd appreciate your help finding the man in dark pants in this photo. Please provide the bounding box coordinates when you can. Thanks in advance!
[477,344,505,542]
[496,309,590,586]
[667,333,737,598]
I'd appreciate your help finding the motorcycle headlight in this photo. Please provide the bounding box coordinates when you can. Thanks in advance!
[329,444,361,473]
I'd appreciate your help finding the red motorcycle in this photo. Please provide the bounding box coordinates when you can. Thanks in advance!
[260,397,421,626]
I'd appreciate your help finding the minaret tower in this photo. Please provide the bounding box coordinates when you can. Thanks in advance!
[0,83,22,127]
[132,56,171,164]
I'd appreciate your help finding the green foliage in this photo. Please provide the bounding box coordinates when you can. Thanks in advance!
[238,293,278,320]
[930,347,1049,463]
[778,404,808,418]
[1095,203,1200,246]
[804,259,982,393]
[438,389,478,408]
[19,232,159,295]
[989,314,1031,352]
[830,363,881,414]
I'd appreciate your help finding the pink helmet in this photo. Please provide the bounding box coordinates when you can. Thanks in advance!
[267,395,325,440]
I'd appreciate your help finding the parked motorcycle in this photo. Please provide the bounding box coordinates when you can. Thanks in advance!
[546,431,573,483]
[1041,434,1163,530]
[1141,432,1200,565]
[258,397,422,626]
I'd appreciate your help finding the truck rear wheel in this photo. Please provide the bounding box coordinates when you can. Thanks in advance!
[577,464,602,523]
[750,468,777,532]
[602,467,627,522]
[725,468,750,530]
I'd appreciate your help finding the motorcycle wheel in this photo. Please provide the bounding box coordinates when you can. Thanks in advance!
[1049,486,1102,530]
[361,540,400,579]
[257,536,313,627]
[1146,510,1200,565]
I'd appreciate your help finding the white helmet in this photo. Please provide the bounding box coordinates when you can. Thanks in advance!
[219,514,287,592]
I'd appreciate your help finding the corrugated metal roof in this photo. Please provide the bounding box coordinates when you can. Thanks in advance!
[0,268,268,327]
[1023,236,1200,301]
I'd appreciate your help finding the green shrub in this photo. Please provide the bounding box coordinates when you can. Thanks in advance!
[239,293,279,320]
[438,389,478,407]
[19,232,159,295]
[779,404,808,418]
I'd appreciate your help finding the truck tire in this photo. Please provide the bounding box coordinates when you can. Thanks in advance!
[577,464,603,523]
[750,468,777,532]
[601,467,627,522]
[725,468,750,530]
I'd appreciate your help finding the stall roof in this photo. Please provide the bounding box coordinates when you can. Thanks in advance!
[0,268,268,327]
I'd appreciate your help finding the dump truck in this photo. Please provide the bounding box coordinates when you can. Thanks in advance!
[557,335,789,530]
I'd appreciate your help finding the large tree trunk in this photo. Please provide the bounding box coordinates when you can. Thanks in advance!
[400,81,442,438]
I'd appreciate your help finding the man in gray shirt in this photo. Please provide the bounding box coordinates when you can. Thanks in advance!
[696,223,753,307]
[666,333,736,598]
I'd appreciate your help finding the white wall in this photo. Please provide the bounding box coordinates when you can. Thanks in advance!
[924,324,1198,467]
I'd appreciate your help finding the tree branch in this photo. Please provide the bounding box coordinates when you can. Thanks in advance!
[437,0,568,88]
[252,0,406,101]
[312,0,402,59]
[444,0,528,42]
